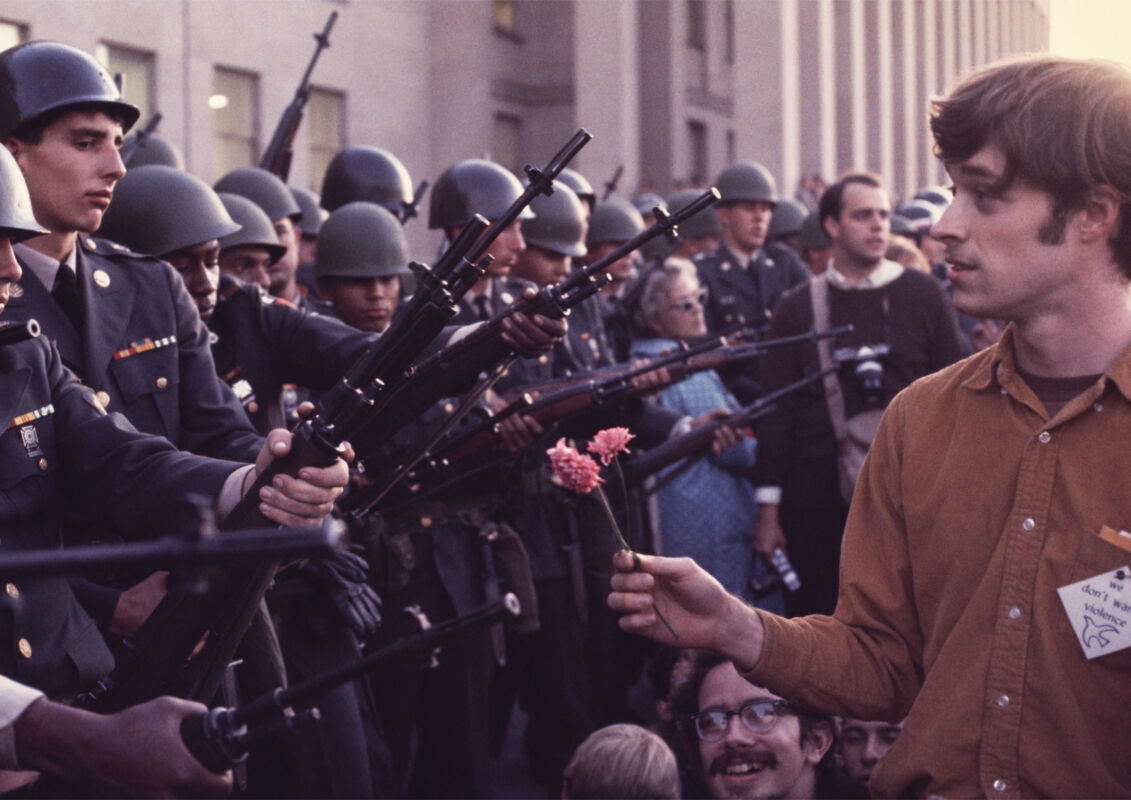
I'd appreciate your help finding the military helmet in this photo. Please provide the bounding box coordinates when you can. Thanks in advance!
[895,199,941,235]
[798,211,831,251]
[315,201,412,286]
[913,185,952,210]
[320,146,414,217]
[428,158,533,230]
[520,181,586,258]
[290,186,328,237]
[216,192,286,264]
[122,132,185,170]
[214,167,301,222]
[0,145,47,242]
[767,198,808,241]
[557,168,595,208]
[666,189,723,239]
[587,198,645,247]
[714,161,779,206]
[98,165,240,256]
[0,41,140,140]
[632,192,665,219]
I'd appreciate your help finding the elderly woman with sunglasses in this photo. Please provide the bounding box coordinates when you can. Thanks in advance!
[631,258,783,610]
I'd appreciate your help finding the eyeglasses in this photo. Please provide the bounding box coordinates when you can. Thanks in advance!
[667,288,708,313]
[688,699,796,742]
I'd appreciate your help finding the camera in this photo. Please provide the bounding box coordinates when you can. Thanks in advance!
[833,343,890,407]
[749,547,802,599]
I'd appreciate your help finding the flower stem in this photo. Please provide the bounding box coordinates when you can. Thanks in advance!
[595,486,679,641]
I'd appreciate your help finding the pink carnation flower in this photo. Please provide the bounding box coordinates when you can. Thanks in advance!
[547,438,604,493]
[587,427,635,466]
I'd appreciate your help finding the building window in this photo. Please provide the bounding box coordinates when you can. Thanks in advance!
[724,0,735,63]
[687,0,707,51]
[307,88,345,191]
[492,0,516,33]
[688,120,708,187]
[492,113,522,178]
[0,21,26,52]
[211,67,259,181]
[95,44,155,126]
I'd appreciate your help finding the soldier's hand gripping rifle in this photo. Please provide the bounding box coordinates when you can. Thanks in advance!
[105,131,590,709]
[179,594,521,774]
[259,11,338,181]
[620,365,841,487]
[345,188,723,469]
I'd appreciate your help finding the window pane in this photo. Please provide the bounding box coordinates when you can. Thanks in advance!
[212,67,259,179]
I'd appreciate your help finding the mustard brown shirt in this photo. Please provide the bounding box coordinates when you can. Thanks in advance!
[746,325,1131,797]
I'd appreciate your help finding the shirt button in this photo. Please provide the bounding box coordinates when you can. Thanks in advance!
[155,376,168,390]
[17,638,31,659]
[1022,517,1035,531]
[5,583,18,599]
[1037,431,1051,444]
[1009,606,1021,620]
[993,779,1007,792]
[997,694,1010,707]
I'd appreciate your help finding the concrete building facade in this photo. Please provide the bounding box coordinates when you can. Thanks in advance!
[0,0,1049,254]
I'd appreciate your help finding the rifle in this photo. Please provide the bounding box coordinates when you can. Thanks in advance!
[401,179,429,225]
[0,520,342,580]
[621,366,838,487]
[259,11,338,181]
[181,594,521,773]
[346,188,722,466]
[435,324,854,463]
[119,112,163,166]
[106,131,590,709]
[602,165,624,201]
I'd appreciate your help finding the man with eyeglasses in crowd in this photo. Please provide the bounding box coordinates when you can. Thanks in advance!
[668,650,865,800]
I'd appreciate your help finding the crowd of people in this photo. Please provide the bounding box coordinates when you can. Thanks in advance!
[0,34,1127,800]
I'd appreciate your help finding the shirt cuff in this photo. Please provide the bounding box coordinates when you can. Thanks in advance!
[754,486,782,505]
[0,678,44,769]
[216,465,256,520]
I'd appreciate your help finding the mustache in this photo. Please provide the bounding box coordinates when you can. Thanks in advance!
[708,746,778,776]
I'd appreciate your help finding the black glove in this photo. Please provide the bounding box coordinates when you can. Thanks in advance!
[301,548,383,638]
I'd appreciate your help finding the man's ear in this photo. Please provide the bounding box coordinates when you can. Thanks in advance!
[802,719,836,766]
[1075,185,1121,244]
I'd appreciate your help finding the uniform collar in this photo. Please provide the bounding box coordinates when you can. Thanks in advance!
[14,241,76,290]
[825,258,904,290]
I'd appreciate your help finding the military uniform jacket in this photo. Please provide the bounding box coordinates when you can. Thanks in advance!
[209,275,375,434]
[6,238,261,462]
[0,336,234,696]
[694,241,810,332]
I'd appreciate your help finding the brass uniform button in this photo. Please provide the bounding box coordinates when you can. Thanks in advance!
[155,377,168,390]
[96,391,111,408]
[37,458,47,471]
[17,638,31,659]
[5,583,18,599]
[247,401,259,414]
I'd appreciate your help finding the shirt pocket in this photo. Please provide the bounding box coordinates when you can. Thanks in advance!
[107,348,180,438]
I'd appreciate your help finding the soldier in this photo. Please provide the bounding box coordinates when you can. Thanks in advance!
[429,157,532,323]
[0,142,344,799]
[693,161,810,402]
[315,201,414,335]
[321,145,418,220]
[213,166,310,310]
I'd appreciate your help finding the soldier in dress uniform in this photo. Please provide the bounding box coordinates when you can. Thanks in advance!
[0,142,345,799]
[693,161,811,402]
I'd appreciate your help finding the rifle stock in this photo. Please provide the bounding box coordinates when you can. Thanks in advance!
[259,11,338,180]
